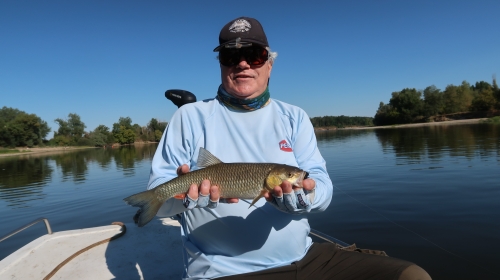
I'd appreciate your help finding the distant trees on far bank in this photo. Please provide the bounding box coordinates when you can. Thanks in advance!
[0,108,168,148]
[310,115,374,128]
[374,78,500,126]
[3,77,499,148]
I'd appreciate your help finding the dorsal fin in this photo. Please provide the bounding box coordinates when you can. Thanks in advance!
[197,147,223,168]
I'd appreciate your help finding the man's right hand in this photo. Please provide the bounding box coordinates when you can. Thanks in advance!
[176,164,238,209]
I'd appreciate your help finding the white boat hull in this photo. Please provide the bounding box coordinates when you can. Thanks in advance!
[0,218,184,279]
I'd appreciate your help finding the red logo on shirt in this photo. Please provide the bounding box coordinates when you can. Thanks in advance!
[279,140,293,152]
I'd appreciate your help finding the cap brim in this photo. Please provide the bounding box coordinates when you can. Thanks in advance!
[213,39,268,52]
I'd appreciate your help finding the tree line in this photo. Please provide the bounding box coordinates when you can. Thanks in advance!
[3,77,499,147]
[310,115,374,128]
[0,107,167,148]
[374,78,500,126]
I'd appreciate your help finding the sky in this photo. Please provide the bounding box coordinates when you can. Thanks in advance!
[1,0,499,136]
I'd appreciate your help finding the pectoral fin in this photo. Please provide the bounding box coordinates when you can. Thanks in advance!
[248,189,268,208]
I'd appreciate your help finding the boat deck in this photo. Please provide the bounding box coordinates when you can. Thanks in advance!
[0,218,184,279]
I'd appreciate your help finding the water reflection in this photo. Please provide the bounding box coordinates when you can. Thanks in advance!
[0,144,158,208]
[375,123,500,163]
[0,157,53,208]
[315,123,500,164]
[316,129,372,143]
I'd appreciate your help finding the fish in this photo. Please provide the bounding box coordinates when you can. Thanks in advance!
[124,147,308,227]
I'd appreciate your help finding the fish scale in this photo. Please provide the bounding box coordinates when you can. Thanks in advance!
[154,163,282,200]
[124,148,306,227]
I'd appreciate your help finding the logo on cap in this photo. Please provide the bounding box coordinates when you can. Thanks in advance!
[229,19,251,33]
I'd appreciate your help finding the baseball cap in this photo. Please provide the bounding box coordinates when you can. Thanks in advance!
[213,17,269,52]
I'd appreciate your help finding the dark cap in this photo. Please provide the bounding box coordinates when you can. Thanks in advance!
[213,17,269,52]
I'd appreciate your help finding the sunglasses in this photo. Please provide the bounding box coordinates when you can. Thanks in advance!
[218,46,269,67]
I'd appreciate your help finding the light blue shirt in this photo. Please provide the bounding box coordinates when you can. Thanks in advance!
[148,97,333,279]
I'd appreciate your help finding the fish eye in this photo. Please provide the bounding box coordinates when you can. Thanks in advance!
[288,172,293,178]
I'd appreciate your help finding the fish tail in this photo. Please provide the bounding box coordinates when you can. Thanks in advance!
[123,189,163,227]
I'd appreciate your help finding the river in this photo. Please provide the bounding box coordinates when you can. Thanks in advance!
[1,123,499,279]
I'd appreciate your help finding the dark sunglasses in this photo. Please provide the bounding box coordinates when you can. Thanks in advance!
[218,46,269,67]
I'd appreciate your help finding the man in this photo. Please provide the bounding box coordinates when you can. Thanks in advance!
[148,16,430,280]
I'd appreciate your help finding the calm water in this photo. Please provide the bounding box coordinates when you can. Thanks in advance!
[1,123,499,279]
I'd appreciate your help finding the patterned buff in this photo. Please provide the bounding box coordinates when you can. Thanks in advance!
[216,85,271,111]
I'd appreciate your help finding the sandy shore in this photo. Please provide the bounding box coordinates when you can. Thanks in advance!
[0,146,99,158]
[0,142,159,159]
[314,118,488,131]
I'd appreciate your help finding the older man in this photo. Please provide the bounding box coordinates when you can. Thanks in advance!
[148,16,430,280]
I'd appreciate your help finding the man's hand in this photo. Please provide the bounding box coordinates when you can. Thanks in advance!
[263,178,316,214]
[176,164,238,209]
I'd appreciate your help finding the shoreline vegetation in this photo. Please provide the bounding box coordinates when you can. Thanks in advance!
[2,117,494,158]
[0,141,154,158]
[2,77,499,151]
[314,117,488,131]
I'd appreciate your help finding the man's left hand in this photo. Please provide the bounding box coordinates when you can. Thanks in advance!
[263,178,315,214]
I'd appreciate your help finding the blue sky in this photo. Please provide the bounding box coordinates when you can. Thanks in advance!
[1,1,499,136]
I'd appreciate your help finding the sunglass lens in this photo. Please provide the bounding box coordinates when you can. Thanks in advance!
[219,47,268,67]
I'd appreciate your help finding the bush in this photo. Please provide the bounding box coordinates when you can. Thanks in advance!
[76,137,93,146]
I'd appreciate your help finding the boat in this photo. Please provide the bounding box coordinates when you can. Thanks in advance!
[0,216,347,280]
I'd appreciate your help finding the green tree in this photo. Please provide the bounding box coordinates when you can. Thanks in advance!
[422,86,443,117]
[442,81,473,113]
[146,118,167,141]
[388,88,423,123]
[54,118,71,137]
[374,102,400,126]
[470,81,496,111]
[54,113,86,144]
[112,117,136,144]
[86,125,114,147]
[114,126,135,144]
[68,113,86,141]
[0,107,50,148]
[154,130,163,141]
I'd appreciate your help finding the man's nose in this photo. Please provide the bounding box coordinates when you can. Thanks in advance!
[236,56,250,68]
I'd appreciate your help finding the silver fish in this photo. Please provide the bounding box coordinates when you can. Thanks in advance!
[124,147,307,227]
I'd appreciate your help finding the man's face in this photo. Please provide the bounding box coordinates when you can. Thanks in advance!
[220,50,273,99]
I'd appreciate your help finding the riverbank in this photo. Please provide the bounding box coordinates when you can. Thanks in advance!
[0,118,490,158]
[314,118,488,132]
[0,141,159,158]
[0,146,99,158]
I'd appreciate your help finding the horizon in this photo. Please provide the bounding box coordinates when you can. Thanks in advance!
[1,1,499,136]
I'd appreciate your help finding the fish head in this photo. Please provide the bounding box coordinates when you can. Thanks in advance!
[267,165,308,189]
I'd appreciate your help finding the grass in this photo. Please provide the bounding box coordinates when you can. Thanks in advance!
[482,116,500,124]
[0,148,21,154]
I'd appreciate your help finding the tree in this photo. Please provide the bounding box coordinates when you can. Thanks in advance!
[470,81,496,111]
[388,88,423,123]
[112,117,136,144]
[442,81,474,114]
[114,126,135,144]
[87,125,114,147]
[422,86,443,117]
[373,102,399,126]
[0,107,50,148]
[54,113,86,144]
[146,118,167,141]
[67,113,86,141]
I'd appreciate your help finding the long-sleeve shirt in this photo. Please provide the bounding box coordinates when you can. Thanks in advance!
[148,97,333,279]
